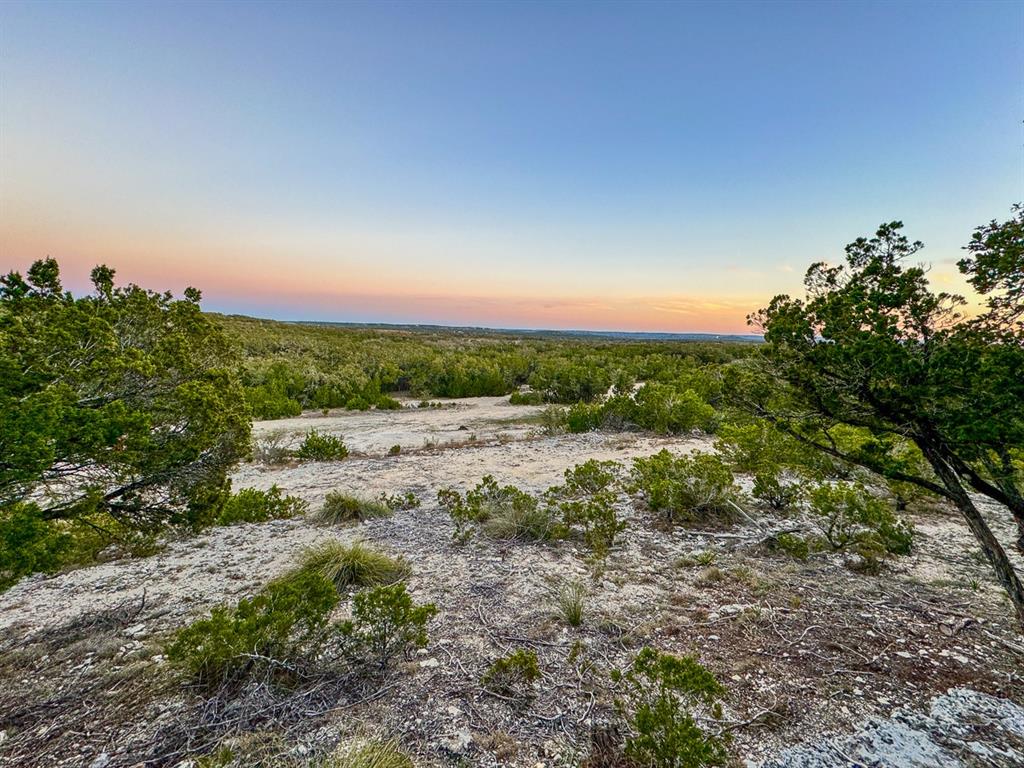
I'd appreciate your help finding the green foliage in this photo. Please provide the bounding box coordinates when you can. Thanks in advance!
[387,444,402,456]
[631,451,736,524]
[546,460,625,557]
[628,384,716,434]
[0,259,250,540]
[438,476,556,541]
[751,471,802,510]
[771,532,810,561]
[612,647,728,768]
[509,390,545,405]
[376,491,421,511]
[317,492,391,525]
[0,502,72,590]
[214,485,308,526]
[481,648,541,698]
[294,540,411,592]
[807,483,913,555]
[296,429,349,461]
[565,401,605,433]
[337,583,437,671]
[167,570,339,689]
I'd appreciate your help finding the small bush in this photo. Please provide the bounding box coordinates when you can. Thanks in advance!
[375,395,402,411]
[376,491,421,511]
[387,444,402,456]
[327,738,414,768]
[482,648,541,698]
[771,532,810,561]
[167,570,338,689]
[510,390,545,405]
[808,483,913,555]
[631,451,736,524]
[317,492,391,525]
[565,401,604,433]
[251,430,293,465]
[554,579,587,627]
[337,583,437,671]
[296,429,349,461]
[438,476,556,541]
[612,647,728,768]
[539,405,568,435]
[215,485,308,526]
[0,502,72,591]
[295,540,410,592]
[546,460,625,557]
[751,471,802,511]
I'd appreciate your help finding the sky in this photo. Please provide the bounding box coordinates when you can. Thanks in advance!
[1,1,1021,333]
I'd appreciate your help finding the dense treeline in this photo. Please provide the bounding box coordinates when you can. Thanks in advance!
[216,314,756,419]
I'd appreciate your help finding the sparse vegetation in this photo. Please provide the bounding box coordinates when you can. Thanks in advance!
[438,476,557,541]
[553,579,587,627]
[481,648,541,698]
[546,459,625,556]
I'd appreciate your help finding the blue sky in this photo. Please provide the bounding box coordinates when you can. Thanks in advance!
[1,0,1021,331]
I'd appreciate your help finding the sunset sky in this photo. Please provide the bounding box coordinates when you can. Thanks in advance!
[1,1,1021,333]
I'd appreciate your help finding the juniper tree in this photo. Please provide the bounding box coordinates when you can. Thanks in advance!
[736,210,1024,627]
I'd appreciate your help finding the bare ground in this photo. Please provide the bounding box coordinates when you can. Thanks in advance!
[2,398,1022,768]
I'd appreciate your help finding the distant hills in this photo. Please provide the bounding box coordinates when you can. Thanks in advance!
[289,320,764,344]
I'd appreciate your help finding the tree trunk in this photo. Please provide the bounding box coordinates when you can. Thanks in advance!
[927,447,1024,630]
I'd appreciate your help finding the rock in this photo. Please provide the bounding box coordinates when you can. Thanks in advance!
[419,657,440,669]
[89,754,111,768]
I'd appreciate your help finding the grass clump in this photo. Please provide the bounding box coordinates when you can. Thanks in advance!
[482,648,541,698]
[631,450,736,525]
[215,485,308,526]
[317,492,391,525]
[295,540,411,592]
[438,476,556,542]
[296,429,349,461]
[553,579,587,627]
[611,647,728,768]
[327,738,414,768]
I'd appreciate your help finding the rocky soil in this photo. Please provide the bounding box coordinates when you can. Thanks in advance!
[2,397,1022,767]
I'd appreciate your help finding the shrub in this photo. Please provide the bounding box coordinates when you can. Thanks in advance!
[376,491,420,511]
[631,451,736,524]
[337,583,437,671]
[295,540,410,592]
[0,502,72,591]
[317,492,391,525]
[751,471,802,511]
[807,483,913,555]
[539,405,568,435]
[565,401,604,433]
[546,460,625,557]
[215,485,308,526]
[251,430,293,465]
[481,648,541,698]
[438,476,556,541]
[612,647,728,768]
[327,738,414,768]
[167,570,338,689]
[554,579,587,627]
[296,429,349,461]
[771,532,810,561]
[630,384,716,434]
[509,390,545,405]
[387,444,402,456]
[375,395,402,411]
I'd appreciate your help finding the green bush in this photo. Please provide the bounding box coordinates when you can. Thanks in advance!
[296,429,349,461]
[629,384,716,434]
[375,395,402,410]
[0,502,72,590]
[481,648,541,698]
[565,401,605,433]
[337,583,437,671]
[771,532,810,560]
[509,390,545,405]
[807,483,913,555]
[751,471,802,511]
[438,476,556,541]
[387,444,402,456]
[612,647,728,768]
[317,492,391,525]
[546,460,625,557]
[376,491,421,511]
[215,485,308,526]
[167,570,338,689]
[294,540,410,592]
[631,451,736,524]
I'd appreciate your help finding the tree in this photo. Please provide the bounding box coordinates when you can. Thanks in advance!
[1,259,251,559]
[736,211,1024,627]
